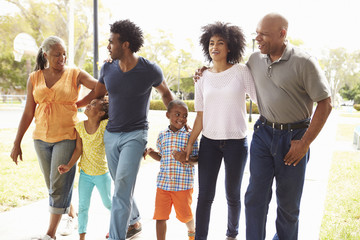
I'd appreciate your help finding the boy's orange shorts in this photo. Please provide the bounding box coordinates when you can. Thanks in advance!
[153,188,193,223]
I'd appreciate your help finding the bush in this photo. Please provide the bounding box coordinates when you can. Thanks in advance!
[150,100,259,114]
[150,100,195,112]
[184,100,195,112]
[354,104,360,111]
[150,100,167,111]
[246,101,259,114]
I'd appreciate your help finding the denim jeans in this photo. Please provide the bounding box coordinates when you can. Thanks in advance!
[34,139,76,214]
[78,170,112,234]
[104,129,148,240]
[195,136,248,240]
[245,119,309,240]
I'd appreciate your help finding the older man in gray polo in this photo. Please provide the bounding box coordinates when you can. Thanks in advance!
[244,13,332,240]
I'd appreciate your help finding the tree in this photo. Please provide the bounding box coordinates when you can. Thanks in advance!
[139,30,202,99]
[340,83,360,104]
[319,48,360,106]
[0,0,110,92]
[319,48,349,106]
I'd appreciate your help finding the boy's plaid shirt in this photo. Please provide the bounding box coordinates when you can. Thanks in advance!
[156,126,199,191]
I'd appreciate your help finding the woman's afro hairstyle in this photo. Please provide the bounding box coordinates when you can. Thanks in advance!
[110,19,144,53]
[199,22,246,64]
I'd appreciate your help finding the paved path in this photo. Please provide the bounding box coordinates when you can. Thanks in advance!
[0,109,357,240]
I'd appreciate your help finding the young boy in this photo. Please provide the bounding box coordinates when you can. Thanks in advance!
[146,100,199,240]
[58,97,111,240]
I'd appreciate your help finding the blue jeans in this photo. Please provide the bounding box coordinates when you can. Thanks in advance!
[34,139,76,214]
[195,136,248,240]
[104,129,148,240]
[245,119,309,240]
[78,170,112,234]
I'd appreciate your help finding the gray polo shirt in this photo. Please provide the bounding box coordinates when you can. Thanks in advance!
[247,44,330,123]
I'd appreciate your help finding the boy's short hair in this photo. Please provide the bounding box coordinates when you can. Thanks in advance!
[167,100,188,112]
[99,96,109,120]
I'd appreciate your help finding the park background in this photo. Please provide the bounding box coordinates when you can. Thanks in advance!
[0,0,360,239]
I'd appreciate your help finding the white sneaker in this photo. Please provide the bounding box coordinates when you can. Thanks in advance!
[31,235,55,240]
[59,216,77,236]
[42,235,55,240]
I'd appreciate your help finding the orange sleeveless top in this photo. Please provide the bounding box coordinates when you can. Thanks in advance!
[31,68,81,143]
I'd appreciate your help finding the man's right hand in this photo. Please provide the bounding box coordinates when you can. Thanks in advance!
[193,66,208,82]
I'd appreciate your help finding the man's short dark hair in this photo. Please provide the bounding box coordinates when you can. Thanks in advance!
[110,19,144,53]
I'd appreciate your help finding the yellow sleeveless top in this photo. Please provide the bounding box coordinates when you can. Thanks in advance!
[76,119,109,175]
[31,68,80,142]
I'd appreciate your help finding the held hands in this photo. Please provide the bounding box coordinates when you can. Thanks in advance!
[173,150,187,164]
[58,164,71,174]
[10,145,22,165]
[143,147,154,159]
[284,139,310,166]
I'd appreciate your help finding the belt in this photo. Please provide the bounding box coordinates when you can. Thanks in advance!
[259,116,310,130]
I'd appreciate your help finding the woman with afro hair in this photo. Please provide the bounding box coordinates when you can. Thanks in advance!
[184,22,257,240]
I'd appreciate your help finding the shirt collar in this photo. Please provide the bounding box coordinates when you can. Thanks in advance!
[261,42,292,62]
[166,125,187,133]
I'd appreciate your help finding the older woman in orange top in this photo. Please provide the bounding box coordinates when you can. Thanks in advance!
[10,36,97,240]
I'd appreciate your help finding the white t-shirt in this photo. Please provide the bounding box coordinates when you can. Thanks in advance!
[195,64,257,140]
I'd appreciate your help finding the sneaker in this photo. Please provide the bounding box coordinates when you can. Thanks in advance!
[106,232,109,239]
[225,237,237,240]
[188,231,195,240]
[31,235,55,240]
[126,222,142,239]
[42,235,55,240]
[59,216,77,236]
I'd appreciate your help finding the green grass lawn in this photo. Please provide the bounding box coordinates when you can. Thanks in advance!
[319,151,360,239]
[0,127,47,211]
[319,111,360,239]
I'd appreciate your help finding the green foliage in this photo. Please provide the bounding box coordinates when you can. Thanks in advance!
[0,52,33,92]
[82,56,94,76]
[149,100,167,111]
[340,84,356,100]
[354,104,360,111]
[320,48,360,106]
[320,151,360,239]
[139,30,203,99]
[0,127,47,211]
[355,96,360,105]
[184,100,195,112]
[340,83,360,104]
[246,101,259,114]
[149,100,257,114]
[0,0,111,92]
[180,77,195,100]
[150,100,195,112]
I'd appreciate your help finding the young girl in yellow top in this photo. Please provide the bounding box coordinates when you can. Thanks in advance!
[58,97,111,240]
